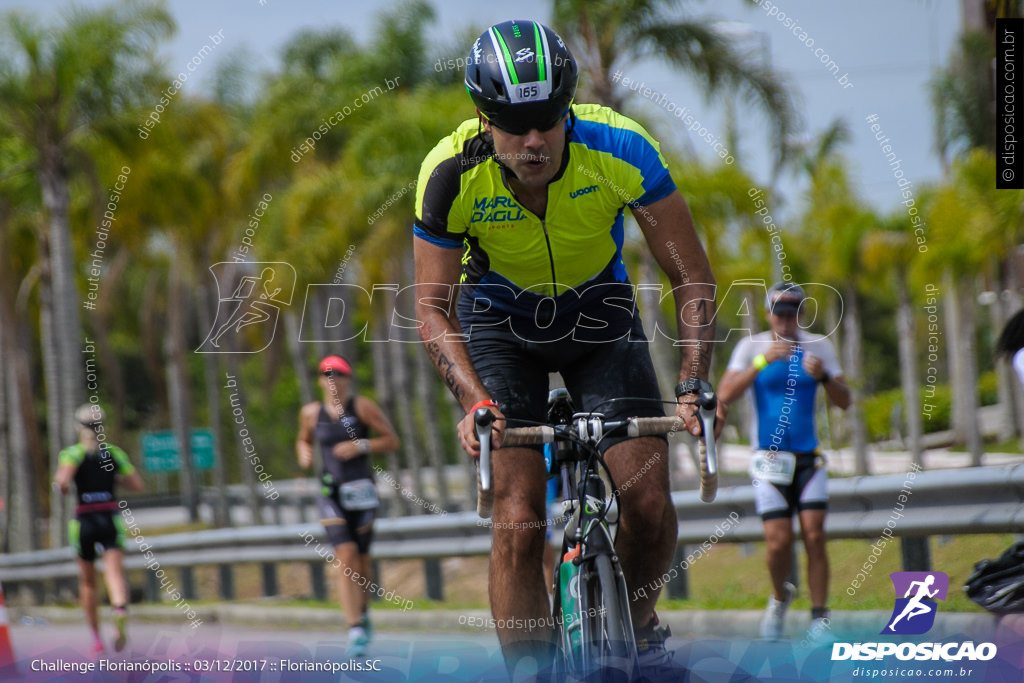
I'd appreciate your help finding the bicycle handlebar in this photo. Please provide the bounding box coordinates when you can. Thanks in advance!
[474,403,719,517]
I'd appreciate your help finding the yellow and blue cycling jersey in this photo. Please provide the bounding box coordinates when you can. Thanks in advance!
[414,104,676,341]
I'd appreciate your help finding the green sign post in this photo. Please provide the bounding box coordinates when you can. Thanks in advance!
[141,430,215,472]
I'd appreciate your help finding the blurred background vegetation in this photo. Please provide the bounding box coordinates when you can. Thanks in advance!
[1,0,1022,553]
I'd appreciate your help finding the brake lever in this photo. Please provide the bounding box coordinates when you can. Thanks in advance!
[474,408,496,493]
[697,391,718,476]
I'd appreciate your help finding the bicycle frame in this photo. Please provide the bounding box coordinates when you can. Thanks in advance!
[473,392,718,678]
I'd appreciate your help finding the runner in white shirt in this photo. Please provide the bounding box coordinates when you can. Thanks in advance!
[719,282,851,642]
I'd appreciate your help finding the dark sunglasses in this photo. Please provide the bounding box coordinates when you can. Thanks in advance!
[322,370,347,378]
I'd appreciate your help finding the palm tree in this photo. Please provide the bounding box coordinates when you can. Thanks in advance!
[0,133,46,552]
[0,0,174,544]
[552,0,800,168]
[922,150,1017,463]
[861,214,928,466]
[798,156,874,473]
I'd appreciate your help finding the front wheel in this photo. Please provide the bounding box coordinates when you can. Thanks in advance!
[578,554,638,680]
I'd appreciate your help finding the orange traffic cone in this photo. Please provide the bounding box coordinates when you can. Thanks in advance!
[0,580,14,669]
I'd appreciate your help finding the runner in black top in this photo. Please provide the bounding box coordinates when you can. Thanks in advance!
[296,356,400,657]
[54,404,144,655]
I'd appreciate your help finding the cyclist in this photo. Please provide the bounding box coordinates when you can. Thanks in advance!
[54,404,144,655]
[718,282,850,642]
[296,355,400,657]
[412,19,723,676]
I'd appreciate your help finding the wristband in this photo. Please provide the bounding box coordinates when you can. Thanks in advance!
[470,399,498,414]
[357,438,371,454]
[753,354,769,371]
[819,371,831,385]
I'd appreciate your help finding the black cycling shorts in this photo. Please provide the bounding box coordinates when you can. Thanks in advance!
[465,315,667,454]
[69,512,125,562]
[317,494,376,554]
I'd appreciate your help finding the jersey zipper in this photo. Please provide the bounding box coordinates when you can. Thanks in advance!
[539,218,558,297]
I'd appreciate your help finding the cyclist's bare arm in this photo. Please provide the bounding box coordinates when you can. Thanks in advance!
[295,403,318,469]
[633,191,725,435]
[413,238,504,455]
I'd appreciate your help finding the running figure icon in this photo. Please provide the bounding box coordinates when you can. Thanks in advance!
[882,571,949,635]
[888,575,938,631]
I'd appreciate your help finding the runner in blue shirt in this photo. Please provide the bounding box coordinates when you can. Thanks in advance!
[719,282,850,642]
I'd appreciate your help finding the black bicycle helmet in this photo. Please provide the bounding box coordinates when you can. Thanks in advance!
[465,19,578,135]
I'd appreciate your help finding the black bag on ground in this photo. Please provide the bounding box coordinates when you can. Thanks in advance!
[964,541,1024,614]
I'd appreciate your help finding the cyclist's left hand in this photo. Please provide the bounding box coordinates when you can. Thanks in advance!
[676,396,728,439]
[457,403,504,458]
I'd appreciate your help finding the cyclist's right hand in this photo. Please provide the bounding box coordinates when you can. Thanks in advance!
[458,401,504,458]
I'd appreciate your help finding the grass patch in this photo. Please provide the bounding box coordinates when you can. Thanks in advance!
[659,534,1018,612]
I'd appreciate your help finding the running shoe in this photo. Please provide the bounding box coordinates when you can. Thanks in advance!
[347,626,368,657]
[113,607,128,652]
[759,582,796,640]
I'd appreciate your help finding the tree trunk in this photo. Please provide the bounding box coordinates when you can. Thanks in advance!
[165,266,199,522]
[309,290,330,363]
[0,213,46,548]
[842,286,870,475]
[956,276,983,465]
[38,244,67,548]
[90,249,130,432]
[38,154,84,484]
[371,327,409,517]
[389,339,424,513]
[896,274,924,467]
[284,310,314,405]
[944,269,968,444]
[413,340,450,510]
[222,349,264,524]
[0,334,8,554]
[197,279,231,527]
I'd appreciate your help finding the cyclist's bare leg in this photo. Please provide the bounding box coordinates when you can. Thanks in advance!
[606,436,676,630]
[78,558,101,636]
[798,509,828,610]
[334,542,365,627]
[490,445,552,666]
[763,518,795,601]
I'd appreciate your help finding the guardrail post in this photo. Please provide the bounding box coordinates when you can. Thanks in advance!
[144,569,158,602]
[261,563,278,597]
[424,559,444,601]
[900,536,931,571]
[310,562,327,601]
[219,565,234,600]
[181,567,196,600]
[667,544,689,600]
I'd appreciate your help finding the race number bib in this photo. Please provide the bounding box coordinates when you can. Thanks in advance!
[339,479,379,511]
[750,450,797,485]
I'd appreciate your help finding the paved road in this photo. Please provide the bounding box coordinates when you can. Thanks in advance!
[9,616,1024,682]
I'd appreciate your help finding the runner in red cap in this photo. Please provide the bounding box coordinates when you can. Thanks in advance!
[296,356,399,656]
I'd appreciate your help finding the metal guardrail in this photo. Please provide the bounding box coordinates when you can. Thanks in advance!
[2,464,1022,590]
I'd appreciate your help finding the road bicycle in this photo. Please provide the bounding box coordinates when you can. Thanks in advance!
[474,389,718,679]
